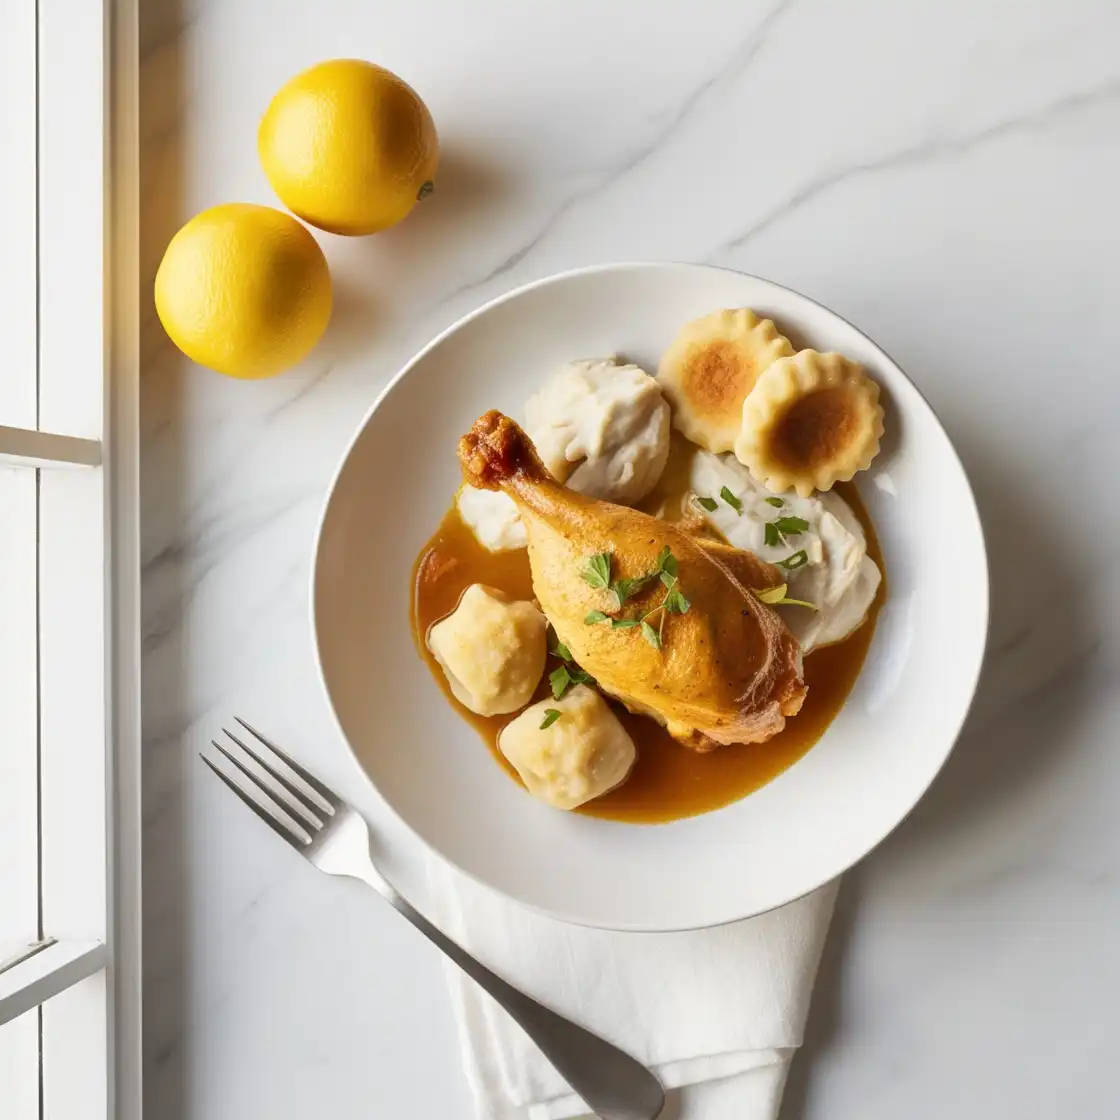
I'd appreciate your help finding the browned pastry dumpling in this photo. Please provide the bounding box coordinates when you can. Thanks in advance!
[735,350,884,496]
[657,309,793,453]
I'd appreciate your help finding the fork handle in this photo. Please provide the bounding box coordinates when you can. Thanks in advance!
[385,892,664,1120]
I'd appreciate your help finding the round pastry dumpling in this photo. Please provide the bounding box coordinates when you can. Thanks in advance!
[734,350,884,497]
[657,308,793,453]
[498,685,636,810]
[426,584,546,716]
[524,357,670,505]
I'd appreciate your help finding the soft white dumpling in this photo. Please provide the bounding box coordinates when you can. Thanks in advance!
[498,685,636,810]
[456,486,527,551]
[524,357,670,505]
[427,585,546,716]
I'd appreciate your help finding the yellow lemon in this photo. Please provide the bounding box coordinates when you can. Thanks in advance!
[258,59,439,236]
[154,203,332,379]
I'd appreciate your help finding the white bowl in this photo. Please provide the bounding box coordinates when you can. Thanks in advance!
[313,263,988,931]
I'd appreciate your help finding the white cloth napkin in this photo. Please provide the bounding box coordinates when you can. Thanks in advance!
[428,859,838,1120]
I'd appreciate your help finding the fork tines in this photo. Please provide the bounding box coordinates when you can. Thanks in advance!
[201,718,338,849]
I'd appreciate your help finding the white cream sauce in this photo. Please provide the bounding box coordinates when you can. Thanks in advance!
[689,451,881,652]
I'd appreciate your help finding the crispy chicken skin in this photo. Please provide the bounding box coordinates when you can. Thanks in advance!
[459,411,806,751]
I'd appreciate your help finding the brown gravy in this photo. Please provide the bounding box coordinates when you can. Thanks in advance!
[410,454,884,824]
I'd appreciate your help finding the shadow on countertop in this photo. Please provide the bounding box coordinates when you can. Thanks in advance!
[138,0,191,1114]
[781,425,1102,1117]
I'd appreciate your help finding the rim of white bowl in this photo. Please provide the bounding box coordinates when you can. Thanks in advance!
[310,261,991,932]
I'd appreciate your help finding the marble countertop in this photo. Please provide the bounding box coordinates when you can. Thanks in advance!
[139,1,1120,1116]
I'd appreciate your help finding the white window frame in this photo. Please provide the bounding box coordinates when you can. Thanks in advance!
[0,1,141,1117]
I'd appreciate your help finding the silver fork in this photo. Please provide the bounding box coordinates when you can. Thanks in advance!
[202,718,665,1120]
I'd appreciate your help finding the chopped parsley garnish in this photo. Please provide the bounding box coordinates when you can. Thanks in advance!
[613,573,658,605]
[773,516,809,536]
[539,709,562,730]
[658,546,679,580]
[719,486,743,514]
[582,545,690,651]
[580,551,612,591]
[548,628,572,661]
[664,585,691,614]
[765,497,784,508]
[549,666,570,698]
[765,514,809,551]
[696,496,718,512]
[549,664,596,699]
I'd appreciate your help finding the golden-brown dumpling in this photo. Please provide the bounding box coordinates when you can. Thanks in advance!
[426,584,547,715]
[498,685,636,810]
[734,350,884,496]
[657,309,793,453]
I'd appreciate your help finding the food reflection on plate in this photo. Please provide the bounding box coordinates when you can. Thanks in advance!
[411,310,887,823]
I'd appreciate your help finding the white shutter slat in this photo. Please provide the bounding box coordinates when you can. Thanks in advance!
[0,941,107,1027]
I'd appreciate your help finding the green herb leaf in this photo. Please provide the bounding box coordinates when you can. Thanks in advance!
[755,584,789,604]
[569,667,596,686]
[593,547,689,653]
[778,549,809,571]
[764,522,781,548]
[773,516,810,536]
[779,596,818,610]
[754,584,817,610]
[719,486,743,514]
[665,587,691,614]
[580,552,612,591]
[613,573,656,605]
[765,497,784,508]
[539,709,562,730]
[546,626,571,660]
[696,496,718,512]
[549,666,572,699]
[584,610,609,624]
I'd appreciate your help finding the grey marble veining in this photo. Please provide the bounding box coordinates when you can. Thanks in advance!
[139,1,1120,1116]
